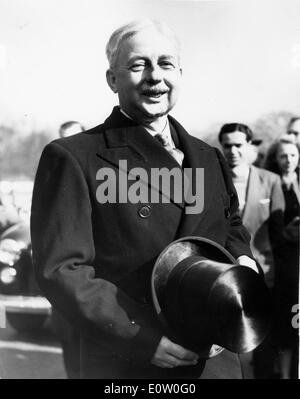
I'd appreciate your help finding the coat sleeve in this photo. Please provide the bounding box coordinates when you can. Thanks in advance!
[214,148,255,260]
[30,142,163,365]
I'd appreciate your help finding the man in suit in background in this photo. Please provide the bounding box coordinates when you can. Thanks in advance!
[218,123,285,289]
[219,122,285,378]
[31,20,261,379]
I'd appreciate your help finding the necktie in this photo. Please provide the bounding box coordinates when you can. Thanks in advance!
[155,133,184,166]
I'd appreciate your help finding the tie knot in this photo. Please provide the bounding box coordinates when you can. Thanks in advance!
[154,132,184,166]
[155,132,170,148]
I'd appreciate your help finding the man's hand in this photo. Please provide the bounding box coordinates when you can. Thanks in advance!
[237,255,259,273]
[151,336,199,368]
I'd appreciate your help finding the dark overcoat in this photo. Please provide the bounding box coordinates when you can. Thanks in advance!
[31,107,254,379]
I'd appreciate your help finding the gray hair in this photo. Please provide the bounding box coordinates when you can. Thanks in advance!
[106,19,181,69]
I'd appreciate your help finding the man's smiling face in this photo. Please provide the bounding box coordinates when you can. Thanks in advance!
[106,28,182,124]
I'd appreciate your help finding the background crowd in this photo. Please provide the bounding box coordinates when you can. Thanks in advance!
[217,117,299,379]
[0,114,299,379]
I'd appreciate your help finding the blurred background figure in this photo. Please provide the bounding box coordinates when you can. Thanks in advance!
[0,195,24,273]
[59,121,85,138]
[264,136,299,379]
[286,117,300,147]
[51,120,85,379]
[0,199,22,236]
[218,122,285,378]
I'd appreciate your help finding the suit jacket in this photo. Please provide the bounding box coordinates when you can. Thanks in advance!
[241,166,285,288]
[31,107,254,379]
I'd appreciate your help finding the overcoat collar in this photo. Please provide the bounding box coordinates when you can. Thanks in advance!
[96,107,213,236]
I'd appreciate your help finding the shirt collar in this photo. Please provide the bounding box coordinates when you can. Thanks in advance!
[120,108,175,148]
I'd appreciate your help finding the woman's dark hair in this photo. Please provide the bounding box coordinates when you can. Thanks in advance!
[264,136,300,175]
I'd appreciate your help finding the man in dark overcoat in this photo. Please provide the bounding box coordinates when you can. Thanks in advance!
[31,19,260,379]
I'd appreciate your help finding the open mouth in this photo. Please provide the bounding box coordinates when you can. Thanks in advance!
[142,91,167,99]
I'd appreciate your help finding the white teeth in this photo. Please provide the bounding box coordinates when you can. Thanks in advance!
[147,93,161,97]
[143,92,166,97]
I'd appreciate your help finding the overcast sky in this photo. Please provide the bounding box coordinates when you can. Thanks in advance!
[0,0,300,136]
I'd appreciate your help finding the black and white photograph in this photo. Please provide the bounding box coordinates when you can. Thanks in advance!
[0,0,299,381]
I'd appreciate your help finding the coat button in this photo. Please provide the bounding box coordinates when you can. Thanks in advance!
[138,205,151,218]
[224,207,230,219]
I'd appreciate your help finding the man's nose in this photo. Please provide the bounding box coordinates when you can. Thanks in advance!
[230,146,238,154]
[145,65,163,83]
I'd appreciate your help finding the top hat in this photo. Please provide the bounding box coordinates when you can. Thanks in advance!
[151,236,272,358]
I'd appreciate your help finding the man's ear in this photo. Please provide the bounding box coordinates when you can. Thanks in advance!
[106,69,118,93]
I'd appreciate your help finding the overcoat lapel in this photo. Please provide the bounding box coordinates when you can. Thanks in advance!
[241,166,259,224]
[96,107,185,209]
[168,116,214,238]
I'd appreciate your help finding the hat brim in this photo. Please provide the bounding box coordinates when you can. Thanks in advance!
[151,236,237,357]
[152,236,237,315]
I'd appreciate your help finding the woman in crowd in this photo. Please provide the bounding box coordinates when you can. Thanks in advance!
[264,136,299,379]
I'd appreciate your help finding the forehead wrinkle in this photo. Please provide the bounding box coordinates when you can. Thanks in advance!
[279,143,298,153]
[127,53,178,62]
[115,32,180,68]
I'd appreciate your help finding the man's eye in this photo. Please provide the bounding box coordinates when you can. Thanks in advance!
[160,61,175,69]
[130,64,145,72]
